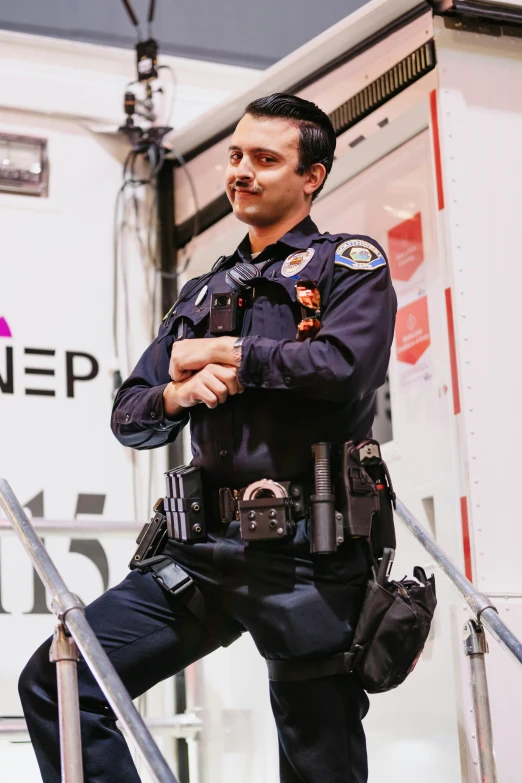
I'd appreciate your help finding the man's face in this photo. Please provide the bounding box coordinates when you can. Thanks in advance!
[225,113,312,227]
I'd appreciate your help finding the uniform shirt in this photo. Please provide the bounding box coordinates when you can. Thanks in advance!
[111,216,397,489]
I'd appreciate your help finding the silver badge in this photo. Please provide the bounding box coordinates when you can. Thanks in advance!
[281,248,315,278]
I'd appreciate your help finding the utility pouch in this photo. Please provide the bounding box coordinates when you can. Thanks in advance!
[336,439,396,556]
[129,499,168,570]
[164,465,206,542]
[347,558,437,693]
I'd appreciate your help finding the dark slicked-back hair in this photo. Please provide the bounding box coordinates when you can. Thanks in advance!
[244,93,336,200]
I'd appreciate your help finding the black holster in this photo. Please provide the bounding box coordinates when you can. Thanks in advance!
[335,439,396,557]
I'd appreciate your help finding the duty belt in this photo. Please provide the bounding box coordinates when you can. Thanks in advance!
[161,464,310,544]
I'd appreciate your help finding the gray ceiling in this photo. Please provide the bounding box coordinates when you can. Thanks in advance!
[0,0,369,69]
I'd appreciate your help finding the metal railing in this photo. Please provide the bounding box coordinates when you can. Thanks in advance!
[0,715,202,741]
[0,478,179,783]
[0,518,141,536]
[395,499,522,783]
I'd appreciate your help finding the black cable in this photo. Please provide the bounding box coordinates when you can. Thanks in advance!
[158,64,177,126]
[169,146,200,277]
[112,149,137,373]
[130,154,154,305]
[120,0,141,32]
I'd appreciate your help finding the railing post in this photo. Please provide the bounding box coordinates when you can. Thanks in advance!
[463,620,498,783]
[49,623,84,783]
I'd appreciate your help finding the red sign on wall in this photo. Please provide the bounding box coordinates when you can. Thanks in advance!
[387,212,424,282]
[395,296,431,365]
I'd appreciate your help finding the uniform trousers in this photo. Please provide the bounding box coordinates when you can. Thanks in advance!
[19,518,370,783]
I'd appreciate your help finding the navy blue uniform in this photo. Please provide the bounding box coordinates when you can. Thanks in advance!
[111,216,395,488]
[19,216,396,783]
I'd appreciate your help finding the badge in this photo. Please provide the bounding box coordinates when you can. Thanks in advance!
[281,248,315,278]
[334,239,386,271]
[195,284,208,306]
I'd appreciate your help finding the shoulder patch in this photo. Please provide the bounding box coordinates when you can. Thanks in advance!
[334,239,386,271]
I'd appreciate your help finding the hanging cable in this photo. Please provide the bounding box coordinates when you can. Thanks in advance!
[168,146,201,277]
[158,64,178,127]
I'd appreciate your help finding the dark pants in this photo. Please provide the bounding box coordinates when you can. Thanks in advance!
[19,519,370,782]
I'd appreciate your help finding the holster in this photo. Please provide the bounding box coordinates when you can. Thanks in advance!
[129,499,168,570]
[335,439,396,557]
[129,517,241,648]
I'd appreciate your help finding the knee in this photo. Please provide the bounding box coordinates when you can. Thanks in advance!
[18,637,55,709]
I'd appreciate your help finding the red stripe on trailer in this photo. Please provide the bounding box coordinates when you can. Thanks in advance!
[460,496,473,582]
[445,287,461,415]
[429,90,445,211]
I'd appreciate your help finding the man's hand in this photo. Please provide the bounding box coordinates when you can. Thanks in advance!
[163,363,244,415]
[169,337,238,382]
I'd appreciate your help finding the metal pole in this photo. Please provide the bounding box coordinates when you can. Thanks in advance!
[158,156,190,780]
[463,620,498,783]
[395,499,522,668]
[0,478,178,783]
[50,624,84,783]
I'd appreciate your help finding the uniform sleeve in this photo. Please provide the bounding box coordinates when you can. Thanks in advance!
[111,325,189,451]
[238,260,396,404]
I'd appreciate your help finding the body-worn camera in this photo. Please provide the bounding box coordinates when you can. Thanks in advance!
[209,292,245,335]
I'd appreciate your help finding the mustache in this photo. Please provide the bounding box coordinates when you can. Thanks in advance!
[230,180,263,195]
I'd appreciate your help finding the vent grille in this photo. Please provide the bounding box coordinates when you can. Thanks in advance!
[175,39,436,249]
[329,40,435,137]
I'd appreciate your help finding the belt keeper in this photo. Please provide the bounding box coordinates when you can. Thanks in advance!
[219,487,235,524]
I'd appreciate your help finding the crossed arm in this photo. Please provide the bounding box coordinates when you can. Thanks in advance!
[112,264,396,447]
[163,336,243,416]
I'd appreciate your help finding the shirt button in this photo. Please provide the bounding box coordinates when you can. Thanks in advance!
[125,414,130,422]
[252,375,261,385]
[284,376,292,386]
[219,449,228,457]
[151,411,156,419]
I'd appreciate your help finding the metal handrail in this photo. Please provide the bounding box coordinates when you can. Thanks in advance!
[395,499,522,668]
[0,518,141,536]
[0,478,178,783]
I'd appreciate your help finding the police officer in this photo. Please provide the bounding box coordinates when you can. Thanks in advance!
[19,94,396,783]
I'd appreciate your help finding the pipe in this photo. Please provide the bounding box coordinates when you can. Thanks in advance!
[464,620,497,783]
[50,624,84,783]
